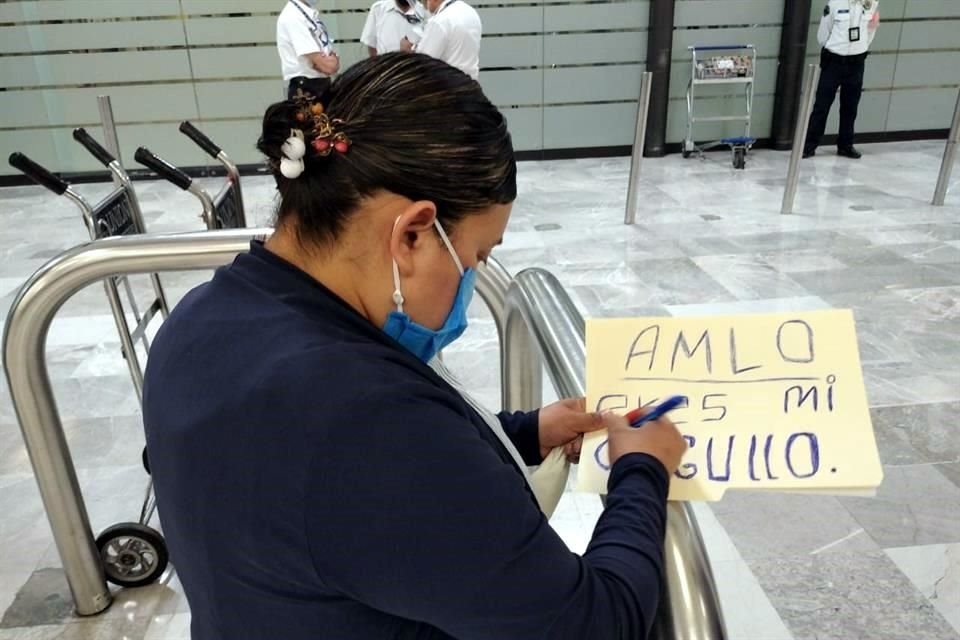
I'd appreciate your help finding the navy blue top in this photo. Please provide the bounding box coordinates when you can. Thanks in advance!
[143,241,670,639]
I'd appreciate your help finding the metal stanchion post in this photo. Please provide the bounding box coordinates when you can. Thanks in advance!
[781,64,820,215]
[98,96,122,188]
[625,71,654,225]
[933,87,960,206]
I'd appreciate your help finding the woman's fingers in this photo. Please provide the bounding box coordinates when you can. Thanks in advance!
[564,435,583,463]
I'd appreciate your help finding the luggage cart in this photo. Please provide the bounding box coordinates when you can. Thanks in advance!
[8,129,170,588]
[132,122,247,231]
[683,44,757,170]
[180,120,246,228]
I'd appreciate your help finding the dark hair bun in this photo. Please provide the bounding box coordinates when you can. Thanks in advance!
[258,53,516,247]
[257,101,300,164]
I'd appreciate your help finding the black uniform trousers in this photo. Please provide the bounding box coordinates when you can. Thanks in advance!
[804,48,867,153]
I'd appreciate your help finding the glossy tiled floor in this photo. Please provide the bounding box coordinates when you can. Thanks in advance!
[1,141,958,639]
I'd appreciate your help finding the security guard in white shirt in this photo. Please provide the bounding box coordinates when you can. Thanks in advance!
[277,0,340,99]
[399,0,482,80]
[362,0,426,56]
[804,0,880,159]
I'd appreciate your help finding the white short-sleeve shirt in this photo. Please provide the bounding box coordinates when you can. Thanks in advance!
[277,0,335,81]
[361,0,426,53]
[416,0,482,80]
[817,0,879,57]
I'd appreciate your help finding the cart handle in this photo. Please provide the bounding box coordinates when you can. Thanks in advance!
[688,45,755,51]
[134,147,192,190]
[8,152,69,195]
[72,128,116,167]
[179,121,222,159]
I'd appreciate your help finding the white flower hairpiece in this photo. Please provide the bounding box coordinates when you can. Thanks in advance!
[280,129,306,179]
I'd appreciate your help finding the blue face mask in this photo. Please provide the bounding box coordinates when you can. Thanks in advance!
[383,219,475,362]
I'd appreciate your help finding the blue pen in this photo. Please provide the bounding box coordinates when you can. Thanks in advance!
[625,395,685,428]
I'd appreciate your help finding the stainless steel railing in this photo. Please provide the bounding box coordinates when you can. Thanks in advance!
[474,256,543,411]
[1,229,528,614]
[3,230,268,614]
[504,268,727,640]
[5,232,724,638]
[504,269,584,405]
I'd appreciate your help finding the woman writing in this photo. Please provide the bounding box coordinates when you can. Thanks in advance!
[143,53,686,639]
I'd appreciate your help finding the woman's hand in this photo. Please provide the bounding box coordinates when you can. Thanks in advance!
[605,408,686,475]
[538,398,604,462]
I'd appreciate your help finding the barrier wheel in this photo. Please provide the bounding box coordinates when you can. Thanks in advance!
[142,446,150,475]
[96,523,168,588]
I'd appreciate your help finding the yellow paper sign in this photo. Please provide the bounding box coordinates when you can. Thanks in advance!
[579,310,883,500]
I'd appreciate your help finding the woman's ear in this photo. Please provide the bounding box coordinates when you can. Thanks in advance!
[389,201,437,277]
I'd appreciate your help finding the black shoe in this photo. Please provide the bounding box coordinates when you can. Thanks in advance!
[837,146,862,159]
[802,149,815,159]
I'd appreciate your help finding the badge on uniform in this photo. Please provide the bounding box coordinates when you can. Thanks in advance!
[849,27,861,42]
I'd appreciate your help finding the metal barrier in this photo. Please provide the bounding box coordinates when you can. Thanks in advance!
[933,87,960,206]
[2,230,524,615]
[474,257,543,411]
[625,71,654,226]
[3,230,266,614]
[504,268,727,640]
[6,233,722,636]
[781,64,820,215]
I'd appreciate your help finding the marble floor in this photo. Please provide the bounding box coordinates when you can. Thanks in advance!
[0,140,958,639]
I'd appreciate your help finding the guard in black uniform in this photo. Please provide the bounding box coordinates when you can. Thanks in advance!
[804,0,880,159]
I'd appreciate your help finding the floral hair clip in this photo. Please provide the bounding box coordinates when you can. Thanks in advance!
[292,92,352,158]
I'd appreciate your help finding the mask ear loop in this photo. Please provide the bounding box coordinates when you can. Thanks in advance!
[433,219,464,275]
[391,216,405,312]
